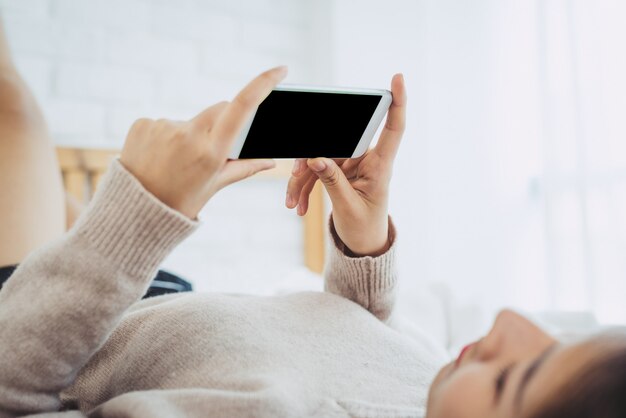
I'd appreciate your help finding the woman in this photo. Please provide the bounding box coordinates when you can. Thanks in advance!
[0,21,624,418]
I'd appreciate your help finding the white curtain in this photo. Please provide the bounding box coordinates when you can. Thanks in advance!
[329,0,626,324]
[537,0,626,323]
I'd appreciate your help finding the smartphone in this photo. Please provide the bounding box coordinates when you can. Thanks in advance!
[228,84,392,159]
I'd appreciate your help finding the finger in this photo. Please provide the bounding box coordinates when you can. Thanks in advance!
[291,158,308,177]
[331,158,349,173]
[286,168,316,208]
[307,157,358,210]
[336,156,362,179]
[286,158,350,209]
[191,101,229,129]
[211,66,288,153]
[215,159,276,189]
[374,73,406,159]
[297,176,318,216]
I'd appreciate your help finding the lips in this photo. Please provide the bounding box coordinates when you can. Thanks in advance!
[456,343,475,366]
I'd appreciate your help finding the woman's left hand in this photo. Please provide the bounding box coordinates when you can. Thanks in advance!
[285,73,406,256]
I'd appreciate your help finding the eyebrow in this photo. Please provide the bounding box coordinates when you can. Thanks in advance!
[514,345,558,409]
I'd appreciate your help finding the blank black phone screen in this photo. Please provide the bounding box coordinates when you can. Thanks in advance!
[238,90,383,158]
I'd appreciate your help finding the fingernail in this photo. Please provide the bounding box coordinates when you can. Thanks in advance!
[310,160,326,172]
[274,65,288,77]
[286,193,294,207]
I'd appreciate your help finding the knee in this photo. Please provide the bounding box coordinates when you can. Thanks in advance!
[0,72,34,111]
[0,72,45,129]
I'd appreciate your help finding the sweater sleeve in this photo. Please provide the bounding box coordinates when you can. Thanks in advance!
[324,214,397,323]
[0,160,197,418]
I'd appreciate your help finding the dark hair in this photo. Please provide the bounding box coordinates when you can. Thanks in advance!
[527,339,626,418]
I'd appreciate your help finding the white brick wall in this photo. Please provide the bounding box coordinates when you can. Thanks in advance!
[1,0,326,146]
[1,0,329,292]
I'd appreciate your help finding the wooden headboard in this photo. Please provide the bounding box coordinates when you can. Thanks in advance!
[56,147,326,274]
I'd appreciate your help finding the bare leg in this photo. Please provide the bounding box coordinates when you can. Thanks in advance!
[0,18,66,266]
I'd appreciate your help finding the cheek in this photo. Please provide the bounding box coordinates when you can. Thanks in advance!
[427,364,493,418]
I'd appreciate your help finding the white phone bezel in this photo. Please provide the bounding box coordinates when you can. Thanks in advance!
[228,84,392,159]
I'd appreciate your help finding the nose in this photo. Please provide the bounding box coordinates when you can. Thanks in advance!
[477,309,555,361]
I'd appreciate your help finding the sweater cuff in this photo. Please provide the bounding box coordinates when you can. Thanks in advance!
[327,215,397,292]
[69,159,198,278]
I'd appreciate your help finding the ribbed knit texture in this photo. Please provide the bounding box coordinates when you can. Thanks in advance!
[72,159,198,278]
[326,215,397,323]
[0,162,445,418]
[0,159,197,418]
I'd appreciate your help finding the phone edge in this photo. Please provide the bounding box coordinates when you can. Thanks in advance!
[351,89,393,158]
[228,107,258,159]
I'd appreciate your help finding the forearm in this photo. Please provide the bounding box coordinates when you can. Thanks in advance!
[324,214,398,323]
[0,160,196,417]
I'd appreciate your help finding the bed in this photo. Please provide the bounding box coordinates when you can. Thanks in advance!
[54,149,601,358]
[56,147,326,274]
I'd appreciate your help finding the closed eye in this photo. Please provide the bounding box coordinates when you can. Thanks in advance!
[495,364,514,404]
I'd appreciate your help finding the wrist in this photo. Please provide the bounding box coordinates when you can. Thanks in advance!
[343,229,390,257]
[330,214,392,258]
[345,237,391,258]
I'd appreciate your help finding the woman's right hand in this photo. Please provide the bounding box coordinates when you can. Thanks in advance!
[120,66,287,219]
[285,74,406,256]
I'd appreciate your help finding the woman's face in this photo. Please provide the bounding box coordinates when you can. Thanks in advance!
[426,309,605,418]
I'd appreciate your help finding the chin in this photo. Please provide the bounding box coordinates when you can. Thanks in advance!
[426,360,454,410]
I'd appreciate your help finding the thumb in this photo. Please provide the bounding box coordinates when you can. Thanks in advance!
[216,159,276,189]
[308,158,356,208]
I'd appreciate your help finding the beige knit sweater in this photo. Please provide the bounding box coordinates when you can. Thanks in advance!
[0,160,445,418]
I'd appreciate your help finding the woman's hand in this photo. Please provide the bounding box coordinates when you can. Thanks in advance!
[285,74,406,256]
[120,66,287,219]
